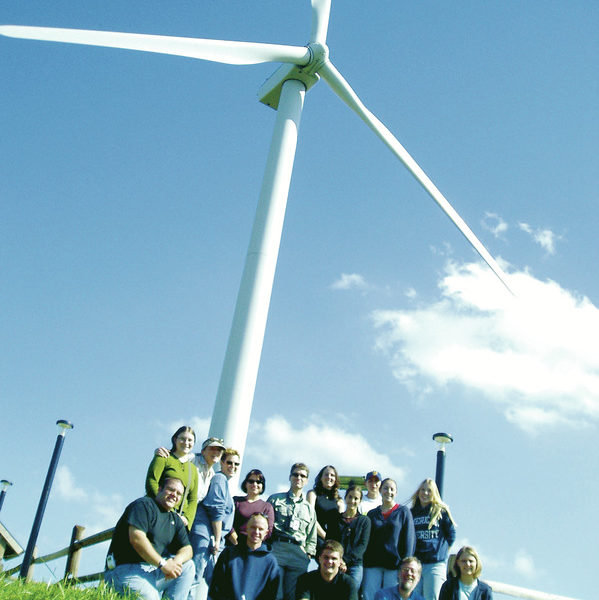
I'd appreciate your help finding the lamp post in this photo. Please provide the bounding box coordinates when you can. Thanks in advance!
[19,420,74,580]
[432,432,453,498]
[0,480,13,514]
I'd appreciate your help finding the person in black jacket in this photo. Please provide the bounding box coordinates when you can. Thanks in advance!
[439,546,493,600]
[326,483,371,588]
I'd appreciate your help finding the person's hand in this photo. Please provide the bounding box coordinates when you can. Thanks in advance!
[339,559,348,573]
[160,558,183,580]
[227,530,238,546]
[155,447,170,458]
[180,515,189,527]
[210,539,221,554]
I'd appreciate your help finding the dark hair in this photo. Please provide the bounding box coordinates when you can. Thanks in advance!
[241,469,266,493]
[314,465,340,500]
[169,426,196,453]
[344,482,363,500]
[158,475,184,490]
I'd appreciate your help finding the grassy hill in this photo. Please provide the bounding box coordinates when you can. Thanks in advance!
[0,576,138,599]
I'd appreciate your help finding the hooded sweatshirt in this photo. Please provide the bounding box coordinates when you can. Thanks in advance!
[208,541,280,600]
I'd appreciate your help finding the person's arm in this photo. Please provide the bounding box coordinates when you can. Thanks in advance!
[441,510,457,547]
[398,507,416,559]
[304,508,317,558]
[227,528,239,545]
[145,455,167,498]
[263,501,275,539]
[211,520,223,554]
[203,475,229,553]
[353,516,371,559]
[258,557,280,600]
[182,462,199,529]
[128,526,189,579]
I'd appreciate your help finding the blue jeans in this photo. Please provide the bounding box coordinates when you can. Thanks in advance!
[105,561,195,600]
[271,541,310,600]
[346,564,364,588]
[361,566,398,600]
[414,561,447,600]
[188,533,221,600]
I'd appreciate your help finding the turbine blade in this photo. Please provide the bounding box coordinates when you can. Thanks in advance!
[0,25,310,66]
[320,60,513,294]
[310,0,332,44]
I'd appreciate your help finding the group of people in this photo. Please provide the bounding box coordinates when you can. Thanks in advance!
[104,426,493,600]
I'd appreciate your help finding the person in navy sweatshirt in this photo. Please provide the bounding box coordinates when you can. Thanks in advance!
[361,478,416,600]
[410,479,456,600]
[208,513,279,600]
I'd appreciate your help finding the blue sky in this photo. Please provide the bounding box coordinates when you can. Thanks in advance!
[1,2,597,598]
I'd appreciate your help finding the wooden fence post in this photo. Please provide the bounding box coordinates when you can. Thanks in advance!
[64,525,86,580]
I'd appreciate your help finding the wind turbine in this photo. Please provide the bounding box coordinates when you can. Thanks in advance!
[1,0,512,460]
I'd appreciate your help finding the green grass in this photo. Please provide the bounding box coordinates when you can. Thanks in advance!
[0,576,139,599]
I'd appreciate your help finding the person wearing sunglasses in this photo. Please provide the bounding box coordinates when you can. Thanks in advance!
[189,448,240,600]
[267,463,317,600]
[229,469,275,546]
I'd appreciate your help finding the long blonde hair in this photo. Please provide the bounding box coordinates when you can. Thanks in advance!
[410,478,456,529]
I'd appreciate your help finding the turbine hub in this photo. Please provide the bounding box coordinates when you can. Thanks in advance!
[305,42,329,74]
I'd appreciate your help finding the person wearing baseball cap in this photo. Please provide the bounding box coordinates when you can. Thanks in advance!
[155,436,226,503]
[361,471,383,515]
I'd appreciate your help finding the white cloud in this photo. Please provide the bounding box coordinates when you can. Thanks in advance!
[482,212,508,238]
[372,260,599,433]
[55,465,88,501]
[519,222,560,255]
[54,465,125,534]
[330,273,368,291]
[514,549,537,578]
[246,415,407,484]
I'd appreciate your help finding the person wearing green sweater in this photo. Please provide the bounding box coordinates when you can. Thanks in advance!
[146,426,199,530]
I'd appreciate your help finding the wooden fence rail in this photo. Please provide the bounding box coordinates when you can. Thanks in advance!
[3,525,113,582]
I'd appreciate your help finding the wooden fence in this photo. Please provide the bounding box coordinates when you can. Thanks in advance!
[2,525,113,583]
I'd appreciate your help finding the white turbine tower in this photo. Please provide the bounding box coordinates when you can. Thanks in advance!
[1,0,512,460]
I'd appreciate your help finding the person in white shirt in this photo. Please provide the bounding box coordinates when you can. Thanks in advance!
[360,471,383,515]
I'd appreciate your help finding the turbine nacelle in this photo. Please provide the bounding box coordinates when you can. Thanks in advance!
[259,43,328,110]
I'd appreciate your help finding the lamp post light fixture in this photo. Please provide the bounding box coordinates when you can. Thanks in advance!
[432,432,453,499]
[19,420,74,580]
[0,479,13,514]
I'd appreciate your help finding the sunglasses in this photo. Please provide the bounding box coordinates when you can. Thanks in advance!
[247,479,263,484]
[225,460,240,466]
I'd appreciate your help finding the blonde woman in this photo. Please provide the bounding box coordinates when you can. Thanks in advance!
[410,479,456,600]
[439,546,492,600]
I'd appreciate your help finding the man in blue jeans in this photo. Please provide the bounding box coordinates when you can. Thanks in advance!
[105,476,195,600]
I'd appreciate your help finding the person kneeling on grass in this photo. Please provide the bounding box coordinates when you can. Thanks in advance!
[104,476,194,600]
[208,512,280,600]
